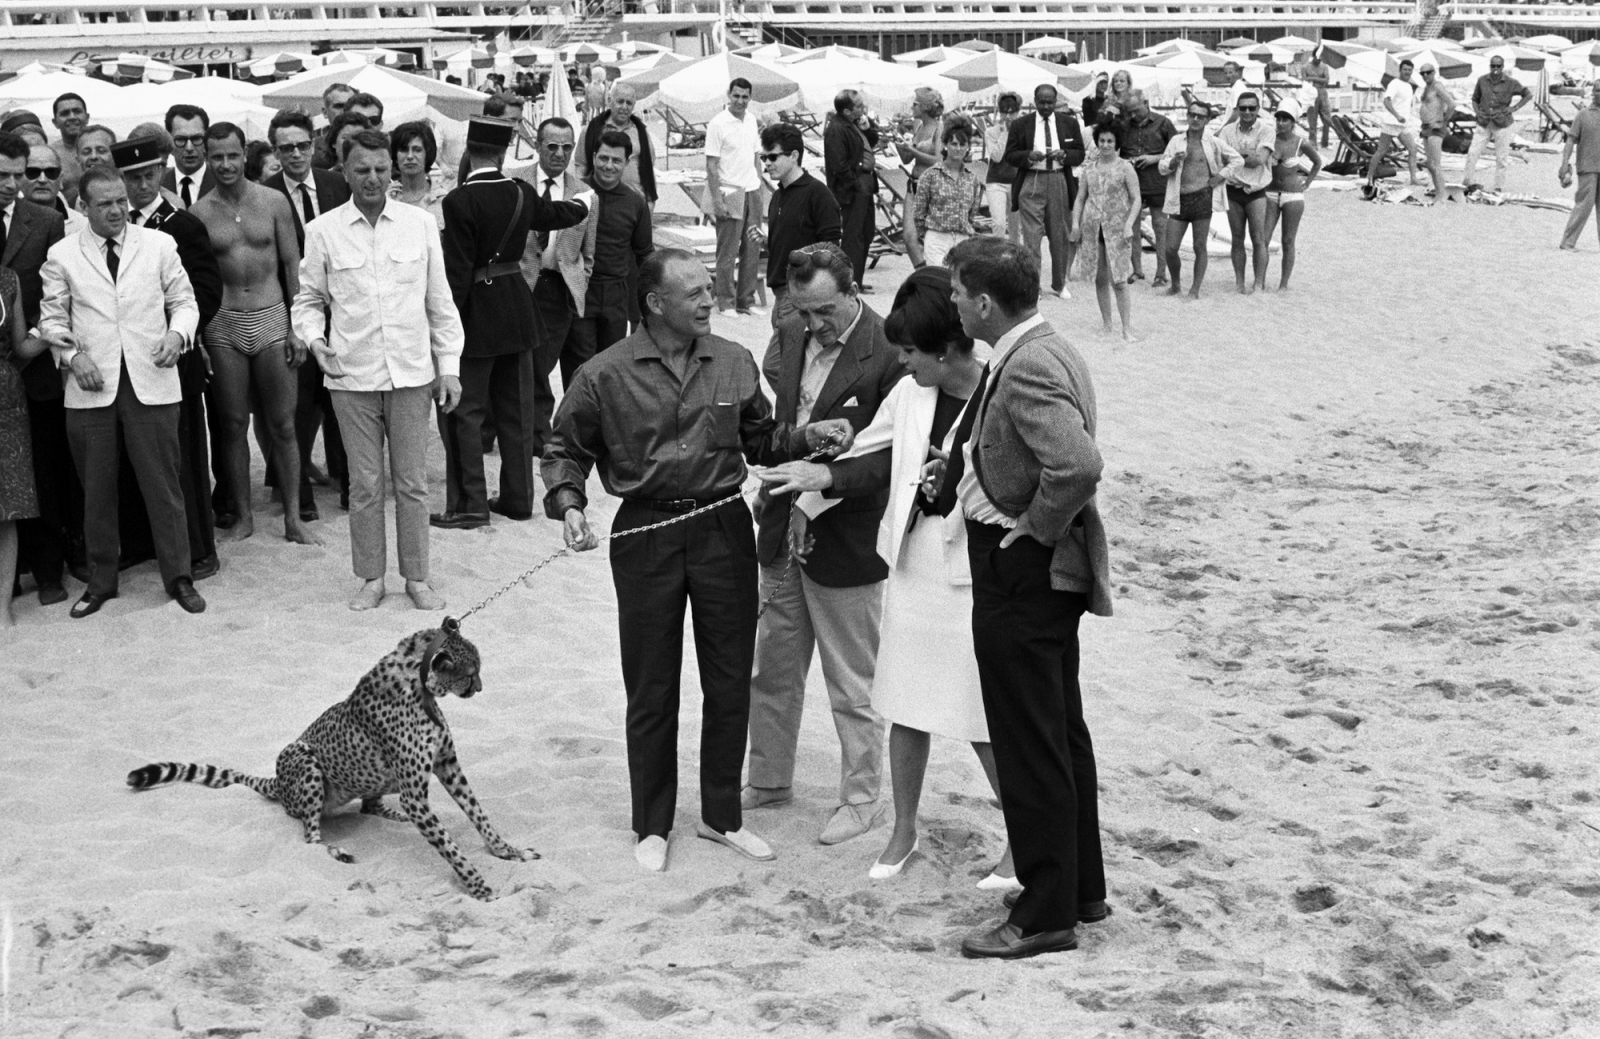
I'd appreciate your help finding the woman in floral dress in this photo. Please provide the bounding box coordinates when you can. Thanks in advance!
[0,266,52,625]
[1071,122,1142,341]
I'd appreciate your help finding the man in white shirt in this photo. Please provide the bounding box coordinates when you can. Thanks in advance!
[39,166,205,617]
[1365,59,1420,198]
[291,129,466,612]
[161,104,215,208]
[704,78,766,316]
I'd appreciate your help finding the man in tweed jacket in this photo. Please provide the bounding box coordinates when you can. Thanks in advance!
[944,236,1112,960]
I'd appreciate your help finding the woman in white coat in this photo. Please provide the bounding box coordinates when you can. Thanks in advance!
[758,266,1015,888]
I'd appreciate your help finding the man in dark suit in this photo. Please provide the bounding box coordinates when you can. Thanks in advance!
[263,109,352,522]
[1004,85,1086,299]
[823,89,880,290]
[743,242,905,845]
[432,116,591,529]
[116,134,224,580]
[160,104,216,208]
[945,237,1112,960]
[0,130,72,604]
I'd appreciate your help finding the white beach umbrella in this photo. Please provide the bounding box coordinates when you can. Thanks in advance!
[776,45,882,64]
[537,59,581,128]
[617,51,690,74]
[94,53,195,83]
[1477,44,1558,73]
[560,42,619,65]
[1018,36,1073,58]
[1396,46,1481,81]
[1522,34,1574,53]
[615,40,670,59]
[924,50,1094,104]
[780,58,957,114]
[1263,34,1318,53]
[0,70,124,111]
[892,45,977,67]
[617,52,800,122]
[1560,41,1600,72]
[1229,42,1299,65]
[1066,59,1166,100]
[1135,38,1207,57]
[108,80,275,139]
[1130,47,1264,86]
[733,43,806,61]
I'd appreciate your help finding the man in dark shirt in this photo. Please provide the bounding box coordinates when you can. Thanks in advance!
[1121,91,1176,286]
[754,122,841,327]
[541,248,854,874]
[570,130,652,368]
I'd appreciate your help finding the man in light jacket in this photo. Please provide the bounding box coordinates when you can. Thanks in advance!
[39,165,203,617]
[1157,102,1242,300]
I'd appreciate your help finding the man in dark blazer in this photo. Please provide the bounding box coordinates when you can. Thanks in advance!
[1004,84,1086,298]
[116,134,224,580]
[432,116,591,529]
[0,130,72,603]
[160,104,216,208]
[945,237,1112,960]
[743,242,906,845]
[823,90,880,289]
[263,109,352,522]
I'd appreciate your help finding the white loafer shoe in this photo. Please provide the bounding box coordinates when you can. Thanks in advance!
[635,835,668,872]
[695,822,775,861]
[869,838,919,880]
[976,871,1024,892]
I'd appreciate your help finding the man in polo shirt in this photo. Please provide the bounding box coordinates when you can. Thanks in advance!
[753,122,841,327]
[1463,57,1531,195]
[704,78,765,317]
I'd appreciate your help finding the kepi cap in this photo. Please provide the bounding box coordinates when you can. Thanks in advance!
[466,116,515,149]
[111,135,166,171]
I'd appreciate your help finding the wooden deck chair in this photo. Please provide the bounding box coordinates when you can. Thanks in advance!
[659,106,707,150]
[869,165,910,266]
[1326,114,1393,177]
[779,107,821,135]
[1534,100,1572,144]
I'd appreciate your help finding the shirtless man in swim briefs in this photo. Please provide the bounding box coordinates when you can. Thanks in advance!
[1159,102,1240,300]
[191,121,321,545]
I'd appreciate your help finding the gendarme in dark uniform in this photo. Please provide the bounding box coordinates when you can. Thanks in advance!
[433,117,589,528]
[540,248,852,871]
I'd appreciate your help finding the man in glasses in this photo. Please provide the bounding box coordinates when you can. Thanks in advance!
[1463,57,1530,196]
[1363,59,1419,200]
[751,123,840,327]
[261,109,352,526]
[1219,91,1274,294]
[1157,101,1242,299]
[24,143,83,232]
[161,105,215,209]
[0,130,71,605]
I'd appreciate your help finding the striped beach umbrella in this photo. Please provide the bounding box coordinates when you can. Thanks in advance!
[777,44,881,64]
[560,42,618,64]
[1315,41,1377,69]
[893,45,977,67]
[1477,44,1557,72]
[951,39,1000,53]
[1396,47,1477,80]
[508,45,557,67]
[1560,41,1600,69]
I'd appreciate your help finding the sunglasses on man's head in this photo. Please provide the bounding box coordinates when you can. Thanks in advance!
[25,166,61,179]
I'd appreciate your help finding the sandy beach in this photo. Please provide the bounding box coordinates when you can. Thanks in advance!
[3,148,1596,1038]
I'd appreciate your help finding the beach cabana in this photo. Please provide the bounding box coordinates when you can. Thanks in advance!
[616,52,800,121]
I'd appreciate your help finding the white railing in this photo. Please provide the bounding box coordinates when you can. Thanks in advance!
[736,0,1422,26]
[0,0,563,32]
[1443,2,1600,22]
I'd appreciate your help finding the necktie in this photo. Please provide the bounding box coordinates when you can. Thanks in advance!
[1043,116,1054,172]
[0,210,8,258]
[129,208,142,227]
[935,364,989,517]
[538,178,555,252]
[180,176,193,208]
[299,183,316,226]
[104,236,119,282]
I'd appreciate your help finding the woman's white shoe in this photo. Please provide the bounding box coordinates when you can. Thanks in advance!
[976,871,1024,892]
[869,837,919,880]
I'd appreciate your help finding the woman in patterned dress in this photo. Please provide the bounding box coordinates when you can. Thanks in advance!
[0,266,52,625]
[1070,122,1142,341]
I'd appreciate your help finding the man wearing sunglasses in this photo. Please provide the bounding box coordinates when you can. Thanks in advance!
[750,123,841,327]
[23,144,83,234]
[260,109,354,529]
[1219,91,1274,294]
[0,131,71,605]
[1463,57,1530,196]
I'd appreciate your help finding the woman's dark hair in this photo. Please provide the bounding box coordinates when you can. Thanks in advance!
[941,122,972,149]
[388,120,438,172]
[884,266,974,356]
[244,140,276,181]
[1093,122,1122,148]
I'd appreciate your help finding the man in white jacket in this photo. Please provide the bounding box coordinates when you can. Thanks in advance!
[39,165,203,617]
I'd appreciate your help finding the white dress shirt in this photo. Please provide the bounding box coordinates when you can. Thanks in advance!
[291,199,465,392]
[284,170,320,221]
[956,312,1046,528]
[0,201,13,242]
[1031,115,1058,172]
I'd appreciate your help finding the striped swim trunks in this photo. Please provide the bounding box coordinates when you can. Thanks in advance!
[207,302,289,357]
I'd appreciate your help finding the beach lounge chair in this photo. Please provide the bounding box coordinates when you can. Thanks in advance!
[660,106,707,150]
[1534,100,1572,144]
[870,165,910,267]
[1327,114,1394,177]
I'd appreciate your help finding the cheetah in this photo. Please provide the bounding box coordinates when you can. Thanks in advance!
[127,624,537,900]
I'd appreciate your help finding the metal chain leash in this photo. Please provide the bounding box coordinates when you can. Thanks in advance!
[453,438,842,627]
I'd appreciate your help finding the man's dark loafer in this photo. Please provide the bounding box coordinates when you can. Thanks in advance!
[299,505,320,523]
[171,578,206,614]
[191,555,220,581]
[38,583,68,606]
[428,511,491,530]
[487,497,533,521]
[960,922,1078,960]
[70,590,117,619]
[214,510,238,530]
[1001,892,1111,923]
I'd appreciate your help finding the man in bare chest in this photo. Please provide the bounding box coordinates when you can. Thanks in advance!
[191,123,320,547]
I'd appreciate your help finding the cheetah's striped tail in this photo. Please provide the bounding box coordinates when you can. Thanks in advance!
[125,762,280,801]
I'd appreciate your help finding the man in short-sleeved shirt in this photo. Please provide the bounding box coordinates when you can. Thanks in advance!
[704,78,764,315]
[1365,60,1419,196]
[1463,57,1531,194]
[1559,83,1600,250]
